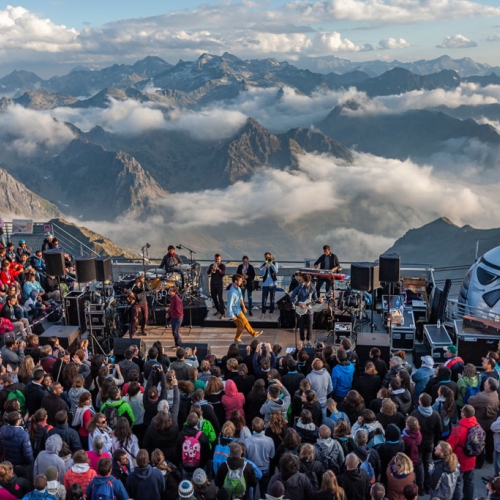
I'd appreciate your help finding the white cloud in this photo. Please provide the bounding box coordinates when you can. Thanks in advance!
[315,31,372,52]
[437,34,478,49]
[0,6,79,52]
[486,34,500,42]
[378,37,410,50]
[0,104,75,155]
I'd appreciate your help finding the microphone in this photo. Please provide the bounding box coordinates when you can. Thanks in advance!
[176,245,182,249]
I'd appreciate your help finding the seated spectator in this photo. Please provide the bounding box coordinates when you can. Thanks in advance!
[0,297,31,338]
[22,273,45,302]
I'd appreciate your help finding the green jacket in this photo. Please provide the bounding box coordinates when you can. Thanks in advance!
[457,375,479,407]
[184,418,216,448]
[100,398,136,426]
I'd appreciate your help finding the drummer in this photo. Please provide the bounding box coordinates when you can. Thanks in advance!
[159,245,183,272]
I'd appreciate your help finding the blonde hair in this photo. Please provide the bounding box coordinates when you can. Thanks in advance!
[221,421,235,438]
[381,398,397,416]
[320,470,345,500]
[299,443,316,462]
[365,361,378,376]
[227,358,239,370]
[438,441,458,471]
[406,416,420,432]
[392,453,414,475]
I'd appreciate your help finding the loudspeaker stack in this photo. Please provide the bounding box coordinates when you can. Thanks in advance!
[350,263,380,291]
[379,253,400,283]
[75,257,96,283]
[43,250,66,276]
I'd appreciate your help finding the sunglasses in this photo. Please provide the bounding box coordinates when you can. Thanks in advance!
[98,419,107,424]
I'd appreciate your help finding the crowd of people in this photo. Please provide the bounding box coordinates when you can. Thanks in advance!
[0,233,75,338]
[0,330,500,500]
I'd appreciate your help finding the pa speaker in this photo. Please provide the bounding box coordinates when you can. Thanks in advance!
[113,338,146,357]
[43,250,66,276]
[75,257,96,283]
[95,257,112,281]
[39,325,80,349]
[379,253,400,283]
[356,332,391,367]
[181,342,211,363]
[182,299,207,327]
[351,263,380,291]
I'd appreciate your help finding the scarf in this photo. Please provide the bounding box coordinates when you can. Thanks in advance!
[72,404,95,427]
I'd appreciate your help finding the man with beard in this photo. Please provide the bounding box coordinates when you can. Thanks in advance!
[159,245,183,272]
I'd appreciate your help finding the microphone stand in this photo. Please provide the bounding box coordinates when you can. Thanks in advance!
[177,244,197,333]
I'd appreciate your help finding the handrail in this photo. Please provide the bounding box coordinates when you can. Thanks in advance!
[52,222,100,257]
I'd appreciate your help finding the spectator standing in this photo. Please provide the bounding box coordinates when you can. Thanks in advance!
[41,383,69,427]
[385,453,415,500]
[307,359,333,421]
[85,458,128,500]
[337,453,371,500]
[63,450,97,492]
[268,453,316,500]
[33,434,65,484]
[353,362,382,409]
[47,410,82,453]
[443,345,464,382]
[331,350,355,402]
[411,356,434,400]
[456,363,480,412]
[0,412,33,481]
[428,441,460,500]
[447,404,479,500]
[126,449,165,500]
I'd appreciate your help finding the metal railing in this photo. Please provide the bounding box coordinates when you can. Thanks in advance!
[51,222,100,257]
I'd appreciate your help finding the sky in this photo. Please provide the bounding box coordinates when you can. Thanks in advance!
[1,0,500,77]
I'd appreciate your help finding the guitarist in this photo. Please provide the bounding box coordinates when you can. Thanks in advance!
[127,274,151,338]
[289,274,323,342]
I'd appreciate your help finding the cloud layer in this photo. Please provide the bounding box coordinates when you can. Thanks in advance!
[437,34,478,49]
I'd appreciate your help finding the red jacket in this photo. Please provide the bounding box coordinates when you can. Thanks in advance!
[447,416,478,471]
[221,379,245,420]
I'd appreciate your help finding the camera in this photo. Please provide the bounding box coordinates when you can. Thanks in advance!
[314,341,324,350]
[167,376,173,382]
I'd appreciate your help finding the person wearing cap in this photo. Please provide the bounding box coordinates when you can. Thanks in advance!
[178,479,195,500]
[215,442,257,500]
[443,345,464,382]
[192,468,217,500]
[22,474,56,500]
[412,356,435,400]
[126,449,165,500]
[42,233,54,252]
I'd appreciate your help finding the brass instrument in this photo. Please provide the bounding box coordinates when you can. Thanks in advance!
[241,278,247,287]
[211,263,219,274]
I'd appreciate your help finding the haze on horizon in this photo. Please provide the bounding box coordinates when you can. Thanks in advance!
[1,0,500,77]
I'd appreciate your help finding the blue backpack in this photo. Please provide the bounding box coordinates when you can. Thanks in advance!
[360,451,376,484]
[464,384,480,405]
[329,411,346,424]
[92,480,115,500]
[213,440,231,474]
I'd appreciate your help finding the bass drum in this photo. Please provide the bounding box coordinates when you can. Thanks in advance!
[154,286,171,306]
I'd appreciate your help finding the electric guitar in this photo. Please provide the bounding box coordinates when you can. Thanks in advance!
[295,299,313,316]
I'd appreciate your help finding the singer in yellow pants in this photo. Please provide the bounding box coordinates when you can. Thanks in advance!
[227,274,263,343]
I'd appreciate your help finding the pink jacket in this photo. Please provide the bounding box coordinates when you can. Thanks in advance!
[222,379,245,420]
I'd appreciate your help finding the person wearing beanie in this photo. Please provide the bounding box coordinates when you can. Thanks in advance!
[266,480,286,500]
[412,356,435,400]
[443,345,464,382]
[21,475,56,500]
[374,424,405,484]
[192,468,217,500]
[44,466,66,500]
[178,479,195,500]
[410,393,442,495]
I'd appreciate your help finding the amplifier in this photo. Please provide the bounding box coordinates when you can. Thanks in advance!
[88,312,105,327]
[457,334,498,367]
[356,332,391,367]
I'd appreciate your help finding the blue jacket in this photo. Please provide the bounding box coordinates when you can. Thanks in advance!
[86,475,128,500]
[0,424,33,466]
[331,362,355,398]
[22,280,44,300]
[22,491,56,500]
[126,465,165,500]
[412,366,435,398]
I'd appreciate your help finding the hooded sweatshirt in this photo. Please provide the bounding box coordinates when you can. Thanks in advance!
[21,490,56,500]
[306,368,333,405]
[68,387,90,413]
[260,386,291,425]
[331,362,354,398]
[63,463,97,492]
[222,379,245,420]
[126,464,165,500]
[314,437,345,473]
[34,434,66,483]
[412,366,435,398]
[268,471,316,500]
[456,375,480,407]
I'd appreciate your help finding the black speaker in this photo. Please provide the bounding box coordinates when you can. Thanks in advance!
[379,253,400,283]
[39,325,80,349]
[95,257,112,281]
[356,332,391,367]
[181,342,211,363]
[351,263,380,291]
[113,338,146,357]
[75,257,96,283]
[64,291,87,333]
[182,299,207,327]
[43,250,66,276]
[277,294,294,311]
[154,308,167,326]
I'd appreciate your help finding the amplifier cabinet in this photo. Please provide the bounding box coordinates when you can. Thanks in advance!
[424,325,452,363]
[356,332,391,368]
[88,312,105,327]
[455,319,500,367]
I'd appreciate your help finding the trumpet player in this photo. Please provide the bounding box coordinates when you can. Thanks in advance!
[237,256,256,316]
[260,251,278,320]
[207,253,226,318]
